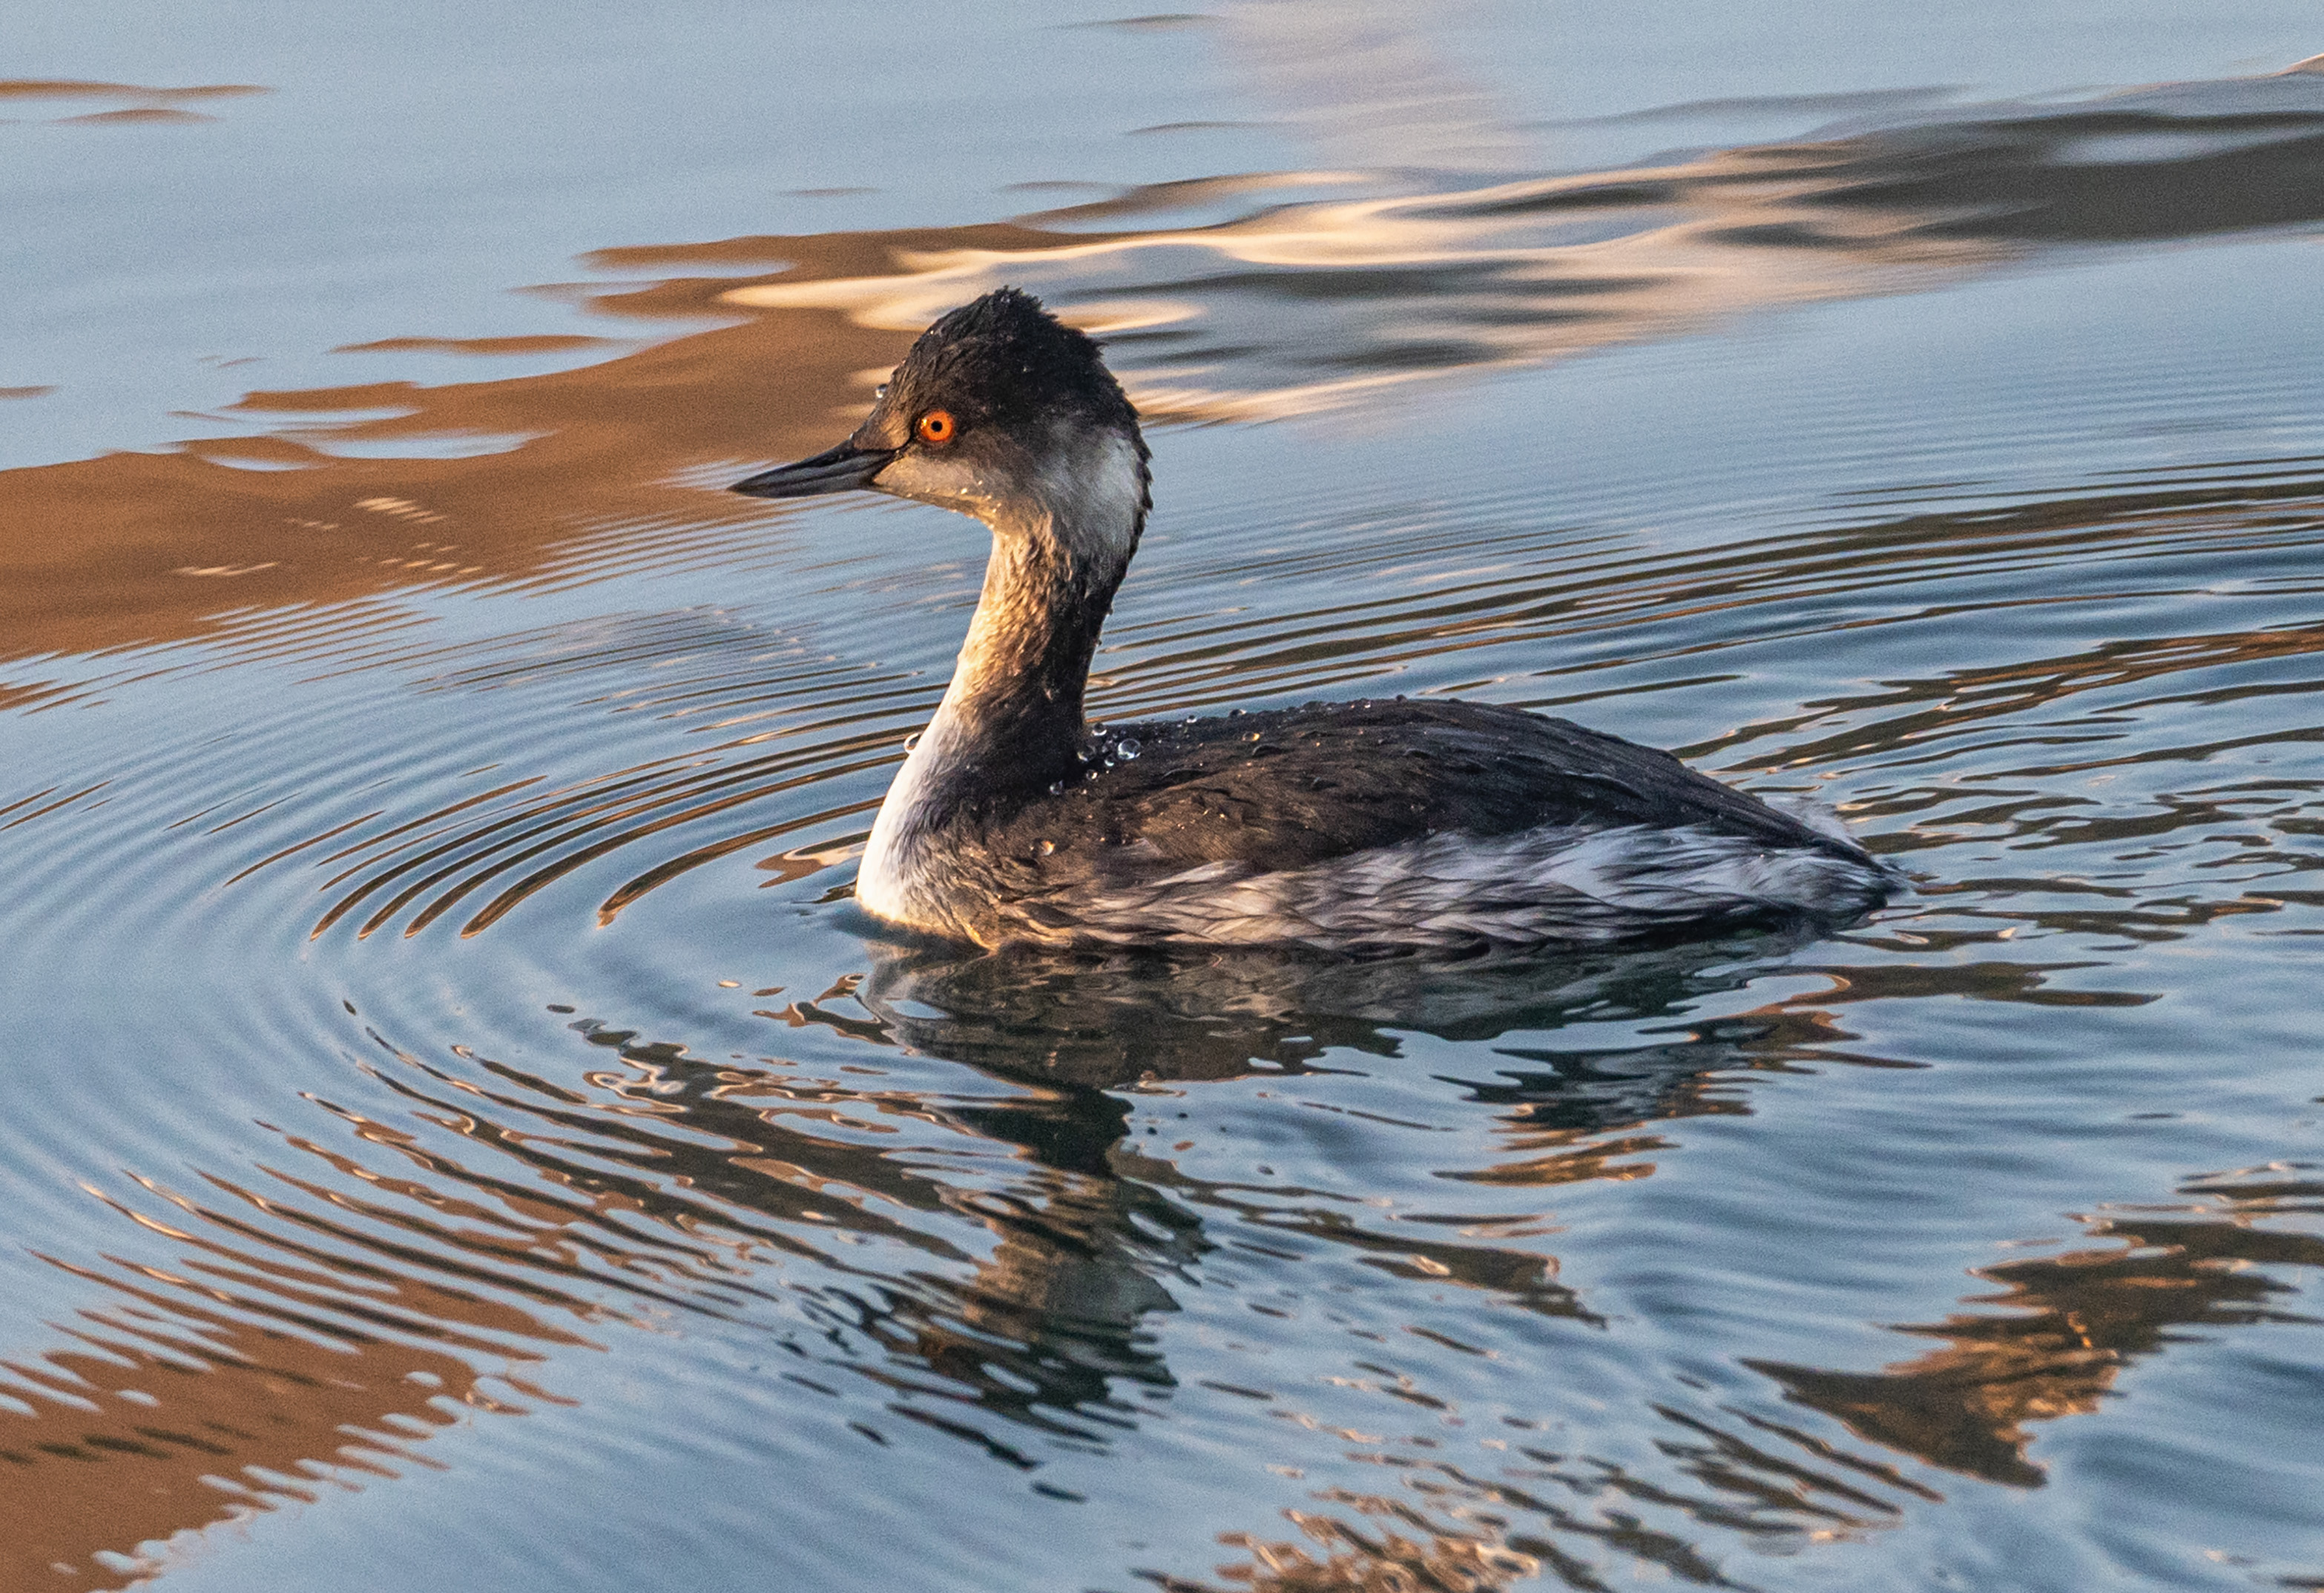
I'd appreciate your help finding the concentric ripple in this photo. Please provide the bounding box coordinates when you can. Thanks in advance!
[7,47,2324,1593]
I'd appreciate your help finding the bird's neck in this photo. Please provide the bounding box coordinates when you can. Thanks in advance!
[859,431,1150,931]
[912,429,1148,797]
[929,518,1128,791]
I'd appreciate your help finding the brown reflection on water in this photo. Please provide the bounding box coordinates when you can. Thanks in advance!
[4,1309,467,1590]
[10,62,2322,676]
[0,1190,570,1592]
[1159,1172,2324,1593]
[1161,1513,1545,1593]
[0,937,1828,1582]
[728,69,2324,418]
[0,304,910,663]
[0,79,269,129]
[10,937,2302,1583]
[335,335,621,357]
[1754,1198,2324,1488]
[1158,1396,1937,1592]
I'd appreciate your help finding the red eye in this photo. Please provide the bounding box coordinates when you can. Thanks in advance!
[916,409,957,446]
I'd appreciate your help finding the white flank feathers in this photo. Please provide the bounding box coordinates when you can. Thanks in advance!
[1038,823,1891,951]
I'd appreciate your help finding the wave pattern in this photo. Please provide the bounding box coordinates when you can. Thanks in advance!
[170,452,2317,939]
[7,53,2324,1593]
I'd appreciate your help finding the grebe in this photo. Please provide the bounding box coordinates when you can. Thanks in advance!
[734,288,1895,951]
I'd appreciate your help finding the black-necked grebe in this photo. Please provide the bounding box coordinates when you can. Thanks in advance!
[734,288,1895,951]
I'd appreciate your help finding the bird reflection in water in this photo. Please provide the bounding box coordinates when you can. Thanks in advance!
[14,937,2314,1588]
[837,929,1828,1406]
[786,933,1808,1419]
[0,929,1801,1587]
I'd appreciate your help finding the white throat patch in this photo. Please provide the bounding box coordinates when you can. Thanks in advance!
[1038,428,1147,567]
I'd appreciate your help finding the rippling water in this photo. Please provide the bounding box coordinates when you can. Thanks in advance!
[7,6,2324,1589]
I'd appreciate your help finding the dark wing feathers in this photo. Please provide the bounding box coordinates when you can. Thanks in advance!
[967,699,1863,877]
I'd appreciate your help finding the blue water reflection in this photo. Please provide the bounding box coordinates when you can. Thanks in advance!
[5,6,2324,1592]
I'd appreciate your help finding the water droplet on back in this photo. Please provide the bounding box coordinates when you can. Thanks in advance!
[1116,737,1140,759]
[1038,839,1056,855]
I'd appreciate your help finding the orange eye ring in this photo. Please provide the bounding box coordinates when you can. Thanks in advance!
[915,409,957,446]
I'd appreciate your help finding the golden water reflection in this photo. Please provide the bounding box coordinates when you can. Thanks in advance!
[1,1190,570,1592]
[1758,1187,2324,1488]
[0,937,1823,1580]
[8,62,2322,671]
[5,931,2318,1584]
[8,52,2324,1593]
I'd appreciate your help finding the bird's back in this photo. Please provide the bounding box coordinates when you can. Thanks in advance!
[894,699,1892,949]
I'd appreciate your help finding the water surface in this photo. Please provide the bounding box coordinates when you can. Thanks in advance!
[5,5,2324,1590]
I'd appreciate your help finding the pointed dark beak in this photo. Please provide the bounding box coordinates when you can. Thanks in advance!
[731,439,898,499]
